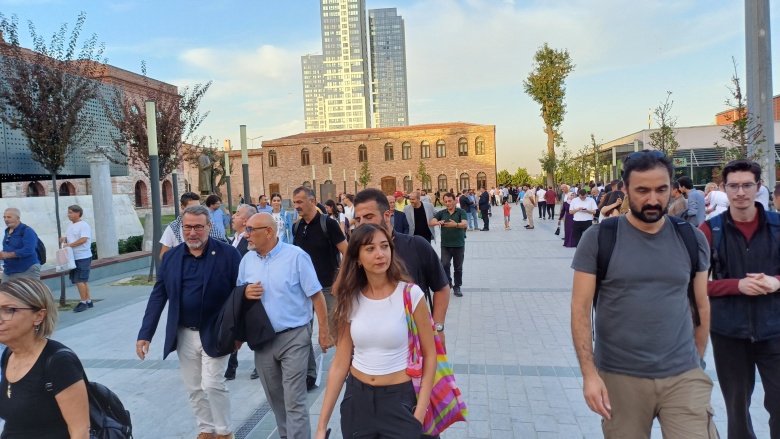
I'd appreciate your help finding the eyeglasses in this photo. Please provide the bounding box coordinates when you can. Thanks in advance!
[724,182,758,193]
[625,150,666,163]
[244,226,269,235]
[0,307,34,322]
[182,225,207,232]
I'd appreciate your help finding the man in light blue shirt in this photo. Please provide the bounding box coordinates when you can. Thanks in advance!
[205,194,230,242]
[238,212,331,439]
[255,194,274,214]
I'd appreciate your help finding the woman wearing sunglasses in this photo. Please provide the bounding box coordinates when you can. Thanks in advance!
[0,278,89,438]
[315,224,436,438]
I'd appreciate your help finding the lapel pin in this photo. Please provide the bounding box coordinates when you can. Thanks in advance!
[212,251,216,255]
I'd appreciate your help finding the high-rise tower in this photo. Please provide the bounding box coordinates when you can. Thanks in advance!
[368,8,409,128]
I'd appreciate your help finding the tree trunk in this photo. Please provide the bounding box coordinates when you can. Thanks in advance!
[546,125,555,188]
[51,172,67,307]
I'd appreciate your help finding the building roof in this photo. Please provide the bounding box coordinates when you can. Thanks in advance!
[263,122,489,146]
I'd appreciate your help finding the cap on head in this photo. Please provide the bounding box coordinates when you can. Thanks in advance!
[393,191,403,197]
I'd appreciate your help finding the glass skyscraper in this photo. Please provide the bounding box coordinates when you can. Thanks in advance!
[302,1,409,132]
[369,8,409,128]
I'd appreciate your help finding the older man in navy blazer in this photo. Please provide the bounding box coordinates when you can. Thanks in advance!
[137,205,242,439]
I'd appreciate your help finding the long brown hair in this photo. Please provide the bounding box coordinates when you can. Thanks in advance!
[331,223,410,340]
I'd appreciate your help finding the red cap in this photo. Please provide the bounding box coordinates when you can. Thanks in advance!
[393,191,404,197]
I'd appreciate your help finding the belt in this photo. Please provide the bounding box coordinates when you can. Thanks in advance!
[276,325,304,335]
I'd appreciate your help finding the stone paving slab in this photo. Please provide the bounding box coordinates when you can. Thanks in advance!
[2,210,772,438]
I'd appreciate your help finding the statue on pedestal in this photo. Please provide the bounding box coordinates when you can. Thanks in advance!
[198,154,214,195]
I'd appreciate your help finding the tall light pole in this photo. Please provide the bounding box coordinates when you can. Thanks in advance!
[249,135,263,201]
[146,100,163,278]
[224,139,233,234]
[746,0,775,190]
[240,125,251,205]
[172,159,180,217]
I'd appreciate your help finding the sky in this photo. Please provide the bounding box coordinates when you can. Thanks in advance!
[1,0,779,174]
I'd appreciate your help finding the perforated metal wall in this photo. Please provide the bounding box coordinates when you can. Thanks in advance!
[0,79,128,182]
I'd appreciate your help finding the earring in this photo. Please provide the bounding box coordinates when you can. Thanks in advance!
[34,325,40,333]
[357,263,363,268]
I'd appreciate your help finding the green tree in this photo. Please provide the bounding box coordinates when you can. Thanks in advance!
[416,160,430,189]
[648,91,680,156]
[556,146,579,185]
[513,167,532,186]
[359,160,371,189]
[497,169,513,186]
[714,58,764,162]
[523,43,575,187]
[0,12,105,305]
[589,134,602,182]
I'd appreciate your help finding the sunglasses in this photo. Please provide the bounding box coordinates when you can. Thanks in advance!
[624,150,666,163]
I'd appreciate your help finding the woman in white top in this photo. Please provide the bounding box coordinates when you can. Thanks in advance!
[315,223,436,439]
[270,193,295,243]
[325,200,347,237]
[705,184,729,220]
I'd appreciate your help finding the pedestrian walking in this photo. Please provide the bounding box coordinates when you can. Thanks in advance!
[429,192,468,298]
[1,208,42,281]
[523,186,536,229]
[60,205,93,313]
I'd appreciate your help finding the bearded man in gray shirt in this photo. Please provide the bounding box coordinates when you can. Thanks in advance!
[570,150,718,438]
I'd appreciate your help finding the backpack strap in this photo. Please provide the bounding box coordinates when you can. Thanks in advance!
[594,217,619,308]
[706,214,724,281]
[669,216,702,327]
[44,347,87,392]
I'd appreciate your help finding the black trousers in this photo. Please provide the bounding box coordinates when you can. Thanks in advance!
[341,375,423,438]
[480,209,490,230]
[572,220,592,247]
[538,201,546,218]
[711,332,780,439]
[441,246,465,288]
[546,203,555,219]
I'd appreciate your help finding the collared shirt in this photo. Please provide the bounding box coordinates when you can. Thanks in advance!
[180,245,206,327]
[2,223,39,274]
[209,208,229,241]
[231,231,245,248]
[256,204,274,214]
[237,240,322,332]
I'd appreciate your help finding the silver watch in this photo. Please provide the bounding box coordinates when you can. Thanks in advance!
[434,323,444,331]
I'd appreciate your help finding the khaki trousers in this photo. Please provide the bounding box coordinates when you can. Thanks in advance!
[523,204,535,227]
[599,368,719,439]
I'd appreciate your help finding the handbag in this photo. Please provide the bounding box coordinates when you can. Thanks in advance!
[554,225,561,235]
[403,283,467,435]
[55,246,77,272]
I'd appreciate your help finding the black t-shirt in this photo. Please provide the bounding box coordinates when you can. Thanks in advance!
[0,339,84,438]
[293,212,346,287]
[413,205,432,241]
[392,231,448,312]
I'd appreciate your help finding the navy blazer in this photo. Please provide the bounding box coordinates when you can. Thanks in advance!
[391,209,410,235]
[137,238,242,359]
[478,191,491,211]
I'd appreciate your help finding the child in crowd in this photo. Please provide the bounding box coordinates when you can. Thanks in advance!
[503,199,511,230]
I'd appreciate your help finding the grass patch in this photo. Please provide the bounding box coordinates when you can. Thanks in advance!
[109,275,156,287]
[139,214,177,229]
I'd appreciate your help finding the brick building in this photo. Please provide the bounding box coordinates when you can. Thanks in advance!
[203,123,497,204]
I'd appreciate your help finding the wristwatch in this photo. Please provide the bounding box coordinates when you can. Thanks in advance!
[434,323,444,331]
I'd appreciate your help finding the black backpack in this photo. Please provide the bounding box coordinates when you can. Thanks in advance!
[16,226,46,265]
[595,215,701,327]
[40,348,132,439]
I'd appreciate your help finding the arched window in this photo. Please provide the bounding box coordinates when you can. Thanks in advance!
[384,143,394,161]
[420,141,430,159]
[402,142,411,160]
[303,181,312,188]
[458,138,468,156]
[162,180,173,205]
[58,182,75,196]
[358,144,368,162]
[268,150,278,167]
[422,178,432,192]
[436,140,446,158]
[403,176,412,193]
[437,174,448,191]
[460,173,470,190]
[27,182,44,197]
[134,181,148,207]
[477,172,487,190]
[301,148,310,166]
[475,136,485,155]
[322,147,332,164]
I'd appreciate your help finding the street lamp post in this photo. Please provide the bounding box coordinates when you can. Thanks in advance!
[240,126,251,204]
[146,100,163,278]
[224,140,233,234]
[248,135,263,201]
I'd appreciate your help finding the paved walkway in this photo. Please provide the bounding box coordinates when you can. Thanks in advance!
[9,206,772,438]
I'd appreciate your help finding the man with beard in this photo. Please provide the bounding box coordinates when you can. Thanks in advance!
[570,150,717,438]
[137,205,242,439]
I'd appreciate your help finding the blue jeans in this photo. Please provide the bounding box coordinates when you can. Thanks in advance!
[468,210,479,229]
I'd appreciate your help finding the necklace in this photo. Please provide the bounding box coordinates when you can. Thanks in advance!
[6,339,43,399]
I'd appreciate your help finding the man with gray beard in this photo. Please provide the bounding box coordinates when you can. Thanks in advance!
[137,205,242,439]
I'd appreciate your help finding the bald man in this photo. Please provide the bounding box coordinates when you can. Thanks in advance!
[239,213,332,439]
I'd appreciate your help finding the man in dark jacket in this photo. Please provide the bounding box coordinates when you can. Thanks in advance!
[136,205,242,439]
[700,159,780,439]
[478,187,491,231]
[387,194,410,234]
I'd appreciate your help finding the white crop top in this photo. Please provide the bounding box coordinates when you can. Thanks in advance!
[349,281,425,375]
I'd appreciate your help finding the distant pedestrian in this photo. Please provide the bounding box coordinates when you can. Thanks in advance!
[503,199,511,230]
[523,186,536,229]
[678,176,705,226]
[478,187,491,231]
[458,189,476,231]
[255,195,274,214]
[569,189,598,247]
[137,205,241,439]
[544,186,557,219]
[430,192,468,298]
[386,194,410,234]
[238,194,245,205]
[1,208,42,281]
[559,192,576,247]
[536,186,547,219]
[205,195,230,242]
[403,191,436,243]
[571,150,716,438]
[60,205,93,313]
[270,193,295,243]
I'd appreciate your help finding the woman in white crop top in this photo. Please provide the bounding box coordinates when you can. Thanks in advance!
[315,223,436,439]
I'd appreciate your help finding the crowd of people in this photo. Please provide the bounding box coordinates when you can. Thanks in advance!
[3,157,780,438]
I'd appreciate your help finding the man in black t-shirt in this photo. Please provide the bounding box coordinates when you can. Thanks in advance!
[403,191,435,243]
[292,186,347,390]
